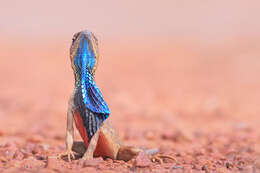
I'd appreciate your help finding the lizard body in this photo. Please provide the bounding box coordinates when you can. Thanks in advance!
[60,30,149,161]
[59,30,172,163]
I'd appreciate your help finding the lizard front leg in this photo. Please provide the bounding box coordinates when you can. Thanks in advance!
[82,130,100,160]
[58,97,75,161]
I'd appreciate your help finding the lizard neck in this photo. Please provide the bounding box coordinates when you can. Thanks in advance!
[73,62,94,97]
[72,36,96,94]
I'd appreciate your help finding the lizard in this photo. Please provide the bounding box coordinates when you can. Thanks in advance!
[59,30,175,163]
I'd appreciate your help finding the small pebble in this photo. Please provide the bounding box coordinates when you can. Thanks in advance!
[133,151,152,168]
[27,135,44,143]
[83,157,104,168]
[173,165,182,169]
[217,167,228,173]
[46,156,63,170]
[13,150,24,160]
[255,159,260,169]
[145,131,155,140]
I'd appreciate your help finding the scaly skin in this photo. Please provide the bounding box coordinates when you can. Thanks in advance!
[66,94,140,161]
[59,30,174,163]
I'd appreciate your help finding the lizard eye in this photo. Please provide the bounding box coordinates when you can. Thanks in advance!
[72,36,76,43]
[72,32,80,43]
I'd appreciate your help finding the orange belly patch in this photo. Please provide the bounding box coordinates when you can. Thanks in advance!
[74,111,89,147]
[74,112,115,158]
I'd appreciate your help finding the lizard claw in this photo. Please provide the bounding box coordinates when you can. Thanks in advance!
[58,149,75,162]
[150,154,177,164]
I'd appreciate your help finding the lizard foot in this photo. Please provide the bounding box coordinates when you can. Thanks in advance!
[58,149,75,162]
[150,154,177,164]
[82,153,94,160]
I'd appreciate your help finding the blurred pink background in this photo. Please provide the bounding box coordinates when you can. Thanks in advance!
[1,0,260,130]
[1,1,260,40]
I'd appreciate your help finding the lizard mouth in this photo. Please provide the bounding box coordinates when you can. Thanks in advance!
[70,30,99,77]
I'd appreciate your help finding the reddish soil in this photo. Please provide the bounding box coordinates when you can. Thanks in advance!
[0,38,260,173]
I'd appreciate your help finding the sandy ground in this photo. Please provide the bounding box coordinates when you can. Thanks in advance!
[0,37,260,172]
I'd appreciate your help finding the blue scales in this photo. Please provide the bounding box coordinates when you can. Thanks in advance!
[74,32,111,115]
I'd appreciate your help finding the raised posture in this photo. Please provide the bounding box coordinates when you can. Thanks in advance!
[59,30,173,162]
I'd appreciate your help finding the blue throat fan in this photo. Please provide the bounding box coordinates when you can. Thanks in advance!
[74,33,111,115]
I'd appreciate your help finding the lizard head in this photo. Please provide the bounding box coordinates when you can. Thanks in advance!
[70,30,99,79]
